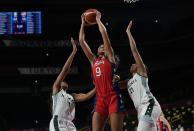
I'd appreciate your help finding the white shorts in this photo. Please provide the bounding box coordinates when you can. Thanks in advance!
[137,99,161,131]
[49,116,76,131]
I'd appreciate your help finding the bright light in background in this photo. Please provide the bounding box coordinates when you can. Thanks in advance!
[124,0,139,3]
[34,80,38,84]
[35,120,38,124]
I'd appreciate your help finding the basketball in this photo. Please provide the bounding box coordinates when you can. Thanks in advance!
[84,9,98,25]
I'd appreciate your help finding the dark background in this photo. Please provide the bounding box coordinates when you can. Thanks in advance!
[0,0,194,130]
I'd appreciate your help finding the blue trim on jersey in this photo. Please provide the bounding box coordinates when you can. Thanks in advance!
[90,73,94,80]
[112,82,120,91]
[162,122,169,131]
[111,63,115,82]
[104,56,118,90]
[116,92,121,112]
[92,96,97,114]
[116,92,126,113]
[90,73,94,84]
[104,55,116,70]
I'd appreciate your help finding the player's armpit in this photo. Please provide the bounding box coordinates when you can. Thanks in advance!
[52,84,60,95]
[136,64,147,77]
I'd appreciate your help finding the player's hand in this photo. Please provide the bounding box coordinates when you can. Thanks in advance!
[112,74,120,83]
[70,37,77,53]
[81,14,86,25]
[96,10,101,23]
[126,20,132,34]
[81,13,90,26]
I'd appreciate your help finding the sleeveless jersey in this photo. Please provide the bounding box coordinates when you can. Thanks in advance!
[127,73,155,109]
[92,56,118,96]
[52,89,75,121]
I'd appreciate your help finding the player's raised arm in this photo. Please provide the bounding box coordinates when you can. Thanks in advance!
[72,87,96,102]
[126,21,147,76]
[52,37,77,95]
[79,14,96,66]
[96,11,115,64]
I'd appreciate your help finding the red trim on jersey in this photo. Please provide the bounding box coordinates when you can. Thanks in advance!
[157,118,169,131]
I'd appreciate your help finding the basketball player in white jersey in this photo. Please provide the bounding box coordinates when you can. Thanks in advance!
[49,37,96,131]
[118,21,162,131]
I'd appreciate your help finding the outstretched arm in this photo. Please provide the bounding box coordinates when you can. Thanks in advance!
[118,79,130,89]
[112,74,129,89]
[72,87,96,102]
[96,11,115,64]
[79,14,96,66]
[126,21,147,76]
[52,37,77,95]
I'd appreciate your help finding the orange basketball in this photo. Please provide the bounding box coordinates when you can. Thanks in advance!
[84,9,98,25]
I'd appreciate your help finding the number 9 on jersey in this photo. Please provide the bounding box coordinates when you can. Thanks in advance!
[96,67,101,76]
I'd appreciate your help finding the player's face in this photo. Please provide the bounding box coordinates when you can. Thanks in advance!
[130,64,137,73]
[97,44,105,56]
[61,81,68,91]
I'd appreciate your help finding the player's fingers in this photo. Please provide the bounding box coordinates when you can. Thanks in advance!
[70,37,75,44]
[71,37,73,41]
[96,11,101,19]
[70,38,77,51]
[126,21,132,31]
[126,24,130,31]
[81,14,85,21]
[81,13,85,18]
[129,20,132,27]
